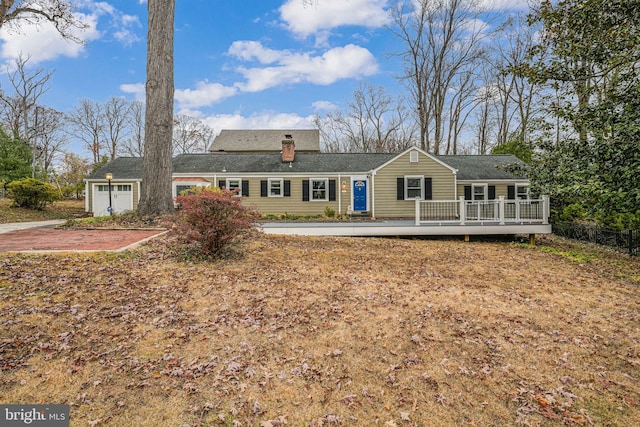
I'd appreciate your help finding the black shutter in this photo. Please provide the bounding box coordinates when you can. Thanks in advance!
[219,179,226,189]
[464,185,471,200]
[284,180,291,197]
[261,180,268,197]
[397,178,404,200]
[302,180,309,201]
[242,180,249,197]
[424,177,433,200]
[329,180,336,201]
[507,185,515,200]
[488,185,496,200]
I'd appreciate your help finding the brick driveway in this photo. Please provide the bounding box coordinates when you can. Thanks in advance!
[0,227,166,252]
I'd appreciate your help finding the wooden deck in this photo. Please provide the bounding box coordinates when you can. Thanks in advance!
[260,220,552,237]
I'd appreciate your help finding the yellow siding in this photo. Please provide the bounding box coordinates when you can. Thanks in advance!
[373,151,456,218]
[236,177,350,217]
[456,183,513,200]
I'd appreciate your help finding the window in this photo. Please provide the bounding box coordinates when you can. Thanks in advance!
[175,182,209,197]
[472,184,487,201]
[516,184,529,200]
[405,176,423,199]
[97,185,109,192]
[226,178,242,196]
[410,151,419,163]
[269,179,283,197]
[311,178,328,201]
[117,185,131,192]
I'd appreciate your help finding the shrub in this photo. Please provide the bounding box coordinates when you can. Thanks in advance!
[171,187,259,258]
[323,205,336,218]
[7,178,61,210]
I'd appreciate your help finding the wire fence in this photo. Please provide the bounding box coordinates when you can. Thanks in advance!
[552,222,639,256]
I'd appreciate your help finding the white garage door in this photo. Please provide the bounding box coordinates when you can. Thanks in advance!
[93,184,133,216]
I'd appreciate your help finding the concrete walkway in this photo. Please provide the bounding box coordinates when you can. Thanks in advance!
[0,219,67,234]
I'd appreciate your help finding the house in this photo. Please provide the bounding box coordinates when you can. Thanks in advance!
[208,129,320,153]
[85,130,549,237]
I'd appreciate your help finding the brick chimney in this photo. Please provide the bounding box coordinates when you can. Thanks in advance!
[282,135,295,162]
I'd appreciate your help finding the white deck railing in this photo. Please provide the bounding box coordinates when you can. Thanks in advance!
[415,196,550,226]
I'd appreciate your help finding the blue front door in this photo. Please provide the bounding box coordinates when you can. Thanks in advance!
[353,179,367,211]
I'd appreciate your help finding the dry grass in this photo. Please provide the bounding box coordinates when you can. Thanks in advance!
[0,233,639,426]
[0,198,86,223]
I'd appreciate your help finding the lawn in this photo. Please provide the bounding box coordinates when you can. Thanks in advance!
[0,198,86,223]
[0,232,639,426]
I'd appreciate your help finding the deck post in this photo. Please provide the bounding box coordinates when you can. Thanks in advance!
[529,233,536,245]
[499,196,505,225]
[459,196,466,225]
[542,195,549,224]
[415,199,421,226]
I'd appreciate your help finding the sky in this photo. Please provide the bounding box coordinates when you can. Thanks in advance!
[0,0,530,157]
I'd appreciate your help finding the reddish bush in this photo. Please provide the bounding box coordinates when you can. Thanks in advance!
[171,187,259,258]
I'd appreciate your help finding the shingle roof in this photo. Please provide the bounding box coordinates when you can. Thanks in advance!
[87,153,527,181]
[209,129,320,153]
[173,153,396,174]
[438,155,527,180]
[86,157,143,180]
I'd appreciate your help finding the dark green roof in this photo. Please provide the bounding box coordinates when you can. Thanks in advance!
[438,155,527,180]
[87,152,527,181]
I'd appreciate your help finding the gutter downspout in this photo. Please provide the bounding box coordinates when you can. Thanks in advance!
[338,173,342,215]
[371,171,376,219]
[84,180,89,213]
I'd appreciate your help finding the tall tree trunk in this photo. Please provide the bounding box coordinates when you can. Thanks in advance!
[137,0,175,216]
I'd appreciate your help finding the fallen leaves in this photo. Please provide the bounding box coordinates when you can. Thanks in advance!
[0,234,639,426]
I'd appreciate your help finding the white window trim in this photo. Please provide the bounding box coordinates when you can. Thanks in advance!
[268,178,284,197]
[173,182,209,198]
[226,178,242,197]
[310,178,329,201]
[472,183,488,201]
[516,183,530,200]
[405,175,424,200]
[410,151,419,163]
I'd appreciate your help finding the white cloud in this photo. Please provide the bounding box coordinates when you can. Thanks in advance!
[112,13,142,47]
[119,82,145,101]
[0,12,100,64]
[477,0,530,11]
[0,1,142,64]
[229,42,379,92]
[312,100,339,112]
[201,112,317,135]
[280,0,390,38]
[227,40,284,64]
[175,81,238,109]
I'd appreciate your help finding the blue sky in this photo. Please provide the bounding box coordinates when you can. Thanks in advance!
[0,0,529,156]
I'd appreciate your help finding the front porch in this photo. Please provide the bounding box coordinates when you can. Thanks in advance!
[260,197,551,238]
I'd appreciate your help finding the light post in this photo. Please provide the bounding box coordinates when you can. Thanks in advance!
[105,173,113,216]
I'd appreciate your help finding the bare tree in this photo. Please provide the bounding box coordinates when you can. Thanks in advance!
[33,105,66,176]
[316,83,417,153]
[120,100,145,157]
[389,0,488,154]
[58,152,90,198]
[172,114,214,155]
[103,97,131,160]
[137,0,175,216]
[0,0,88,42]
[0,54,53,177]
[66,99,104,166]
